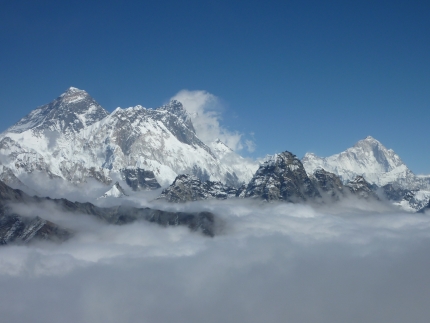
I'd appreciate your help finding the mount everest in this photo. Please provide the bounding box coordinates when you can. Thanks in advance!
[0,87,257,191]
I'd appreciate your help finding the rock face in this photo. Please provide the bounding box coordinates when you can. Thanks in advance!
[394,190,430,212]
[244,151,321,202]
[310,168,345,201]
[158,174,238,203]
[157,160,385,205]
[120,168,161,191]
[345,176,379,200]
[380,183,412,202]
[0,180,218,245]
[0,212,72,245]
[418,200,430,213]
[0,87,257,190]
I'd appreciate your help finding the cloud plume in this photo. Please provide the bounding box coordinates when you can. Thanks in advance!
[171,90,254,152]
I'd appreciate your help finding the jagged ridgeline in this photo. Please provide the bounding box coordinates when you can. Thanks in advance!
[0,87,257,191]
[1,86,429,241]
[0,180,217,245]
[158,152,383,204]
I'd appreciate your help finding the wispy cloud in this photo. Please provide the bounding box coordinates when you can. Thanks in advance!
[171,90,255,152]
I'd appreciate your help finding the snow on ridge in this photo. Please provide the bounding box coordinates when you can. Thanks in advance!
[0,88,257,189]
[302,136,428,189]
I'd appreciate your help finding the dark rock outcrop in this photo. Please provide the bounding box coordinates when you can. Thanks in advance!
[0,211,72,245]
[244,152,321,202]
[310,168,345,201]
[158,174,238,203]
[345,176,379,200]
[418,200,430,213]
[0,180,217,245]
[380,183,411,201]
[120,168,161,191]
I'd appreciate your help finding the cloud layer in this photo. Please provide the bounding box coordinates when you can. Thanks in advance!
[1,197,430,323]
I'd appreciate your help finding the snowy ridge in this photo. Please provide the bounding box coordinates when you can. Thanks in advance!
[0,87,257,190]
[302,136,427,189]
[7,87,108,134]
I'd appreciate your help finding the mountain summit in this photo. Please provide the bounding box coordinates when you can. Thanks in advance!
[8,87,109,134]
[0,88,257,189]
[302,136,427,189]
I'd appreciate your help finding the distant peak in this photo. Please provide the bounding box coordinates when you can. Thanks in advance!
[62,87,86,95]
[161,100,185,113]
[355,136,382,148]
[68,86,81,92]
[157,100,195,130]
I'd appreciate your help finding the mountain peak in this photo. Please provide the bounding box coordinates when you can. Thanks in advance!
[98,181,128,199]
[156,100,196,136]
[158,100,188,116]
[63,86,85,94]
[6,88,108,134]
[355,135,381,147]
[302,136,409,186]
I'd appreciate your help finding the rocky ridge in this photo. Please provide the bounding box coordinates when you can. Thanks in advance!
[158,174,239,203]
[159,153,381,204]
[0,180,218,245]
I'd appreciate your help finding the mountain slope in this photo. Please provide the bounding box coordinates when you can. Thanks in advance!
[245,151,321,202]
[0,180,217,243]
[0,87,257,190]
[302,136,427,189]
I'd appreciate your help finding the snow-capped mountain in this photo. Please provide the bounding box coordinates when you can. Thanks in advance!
[302,136,429,190]
[0,87,258,190]
[157,155,381,204]
[393,190,430,213]
[8,87,108,135]
[98,182,128,199]
[244,151,321,202]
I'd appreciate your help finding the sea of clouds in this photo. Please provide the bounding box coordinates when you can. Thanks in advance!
[1,192,430,323]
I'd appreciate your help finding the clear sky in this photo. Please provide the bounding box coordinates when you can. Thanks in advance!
[1,0,429,173]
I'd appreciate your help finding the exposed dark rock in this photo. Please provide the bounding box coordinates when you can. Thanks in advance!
[418,200,430,213]
[0,180,218,245]
[310,168,345,201]
[400,191,430,211]
[120,168,161,191]
[345,176,379,200]
[0,207,73,245]
[158,174,238,203]
[244,151,321,202]
[380,183,411,202]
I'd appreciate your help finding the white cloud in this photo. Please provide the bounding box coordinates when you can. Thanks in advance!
[171,90,255,152]
[1,198,430,322]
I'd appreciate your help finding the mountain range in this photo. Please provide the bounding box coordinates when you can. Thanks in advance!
[0,87,257,190]
[0,87,429,219]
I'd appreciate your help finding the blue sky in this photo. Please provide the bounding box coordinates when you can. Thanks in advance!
[1,0,429,173]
